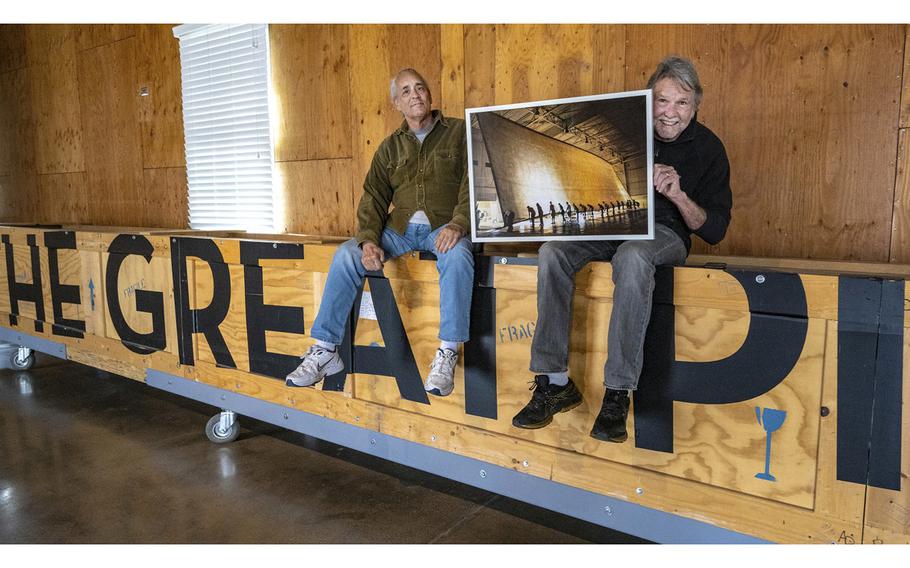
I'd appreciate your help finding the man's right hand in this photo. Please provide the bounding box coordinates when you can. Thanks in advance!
[361,242,385,271]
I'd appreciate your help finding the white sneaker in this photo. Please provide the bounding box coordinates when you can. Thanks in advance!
[285,345,344,387]
[424,348,457,397]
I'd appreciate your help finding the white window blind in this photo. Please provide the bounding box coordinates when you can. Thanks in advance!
[173,24,276,232]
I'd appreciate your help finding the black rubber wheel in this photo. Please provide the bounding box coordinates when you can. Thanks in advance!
[205,414,240,444]
[10,351,35,371]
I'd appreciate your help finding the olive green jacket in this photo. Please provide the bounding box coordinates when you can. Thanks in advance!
[355,111,469,246]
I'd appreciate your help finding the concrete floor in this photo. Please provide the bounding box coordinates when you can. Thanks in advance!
[0,353,648,544]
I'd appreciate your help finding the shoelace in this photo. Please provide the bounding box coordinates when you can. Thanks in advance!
[299,346,332,370]
[599,397,626,420]
[430,350,456,374]
[526,379,556,411]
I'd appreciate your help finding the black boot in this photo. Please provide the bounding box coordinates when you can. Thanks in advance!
[590,388,630,442]
[512,375,583,429]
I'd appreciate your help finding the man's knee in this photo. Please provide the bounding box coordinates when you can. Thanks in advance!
[438,238,474,269]
[538,241,572,272]
[611,243,656,281]
[332,238,364,269]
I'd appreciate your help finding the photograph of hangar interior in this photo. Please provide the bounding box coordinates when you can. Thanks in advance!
[470,92,650,241]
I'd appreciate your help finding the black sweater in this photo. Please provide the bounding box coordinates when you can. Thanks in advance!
[653,119,732,253]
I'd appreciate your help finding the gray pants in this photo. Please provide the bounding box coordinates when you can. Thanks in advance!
[530,223,687,391]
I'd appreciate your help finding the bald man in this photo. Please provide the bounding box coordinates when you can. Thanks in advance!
[286,68,473,398]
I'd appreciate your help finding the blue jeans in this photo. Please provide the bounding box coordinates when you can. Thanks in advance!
[310,223,474,344]
[529,223,687,390]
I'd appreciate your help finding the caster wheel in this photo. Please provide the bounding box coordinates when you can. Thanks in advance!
[11,351,35,371]
[205,414,240,444]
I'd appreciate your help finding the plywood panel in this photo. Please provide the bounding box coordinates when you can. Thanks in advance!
[494,25,598,104]
[783,25,901,263]
[0,25,27,74]
[813,321,867,534]
[464,24,496,109]
[66,333,183,382]
[0,174,37,223]
[25,24,69,67]
[77,38,145,228]
[900,25,909,129]
[279,159,355,237]
[349,26,394,223]
[79,248,105,338]
[440,24,465,120]
[863,326,910,543]
[74,24,135,52]
[27,25,85,175]
[142,167,188,230]
[0,67,36,176]
[592,25,626,94]
[36,173,89,225]
[136,24,184,170]
[892,129,910,263]
[624,24,726,92]
[270,25,352,163]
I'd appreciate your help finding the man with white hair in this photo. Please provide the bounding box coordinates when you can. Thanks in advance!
[286,68,473,397]
[512,56,733,442]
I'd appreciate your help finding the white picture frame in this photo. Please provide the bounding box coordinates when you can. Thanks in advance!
[466,89,653,243]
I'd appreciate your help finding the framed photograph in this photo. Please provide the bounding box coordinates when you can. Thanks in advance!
[466,90,653,242]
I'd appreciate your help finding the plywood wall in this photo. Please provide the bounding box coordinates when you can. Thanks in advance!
[0,24,187,229]
[0,24,908,262]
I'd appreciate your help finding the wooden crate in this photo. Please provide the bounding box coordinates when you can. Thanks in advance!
[0,223,906,544]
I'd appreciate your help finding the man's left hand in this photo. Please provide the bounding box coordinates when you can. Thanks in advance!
[654,164,683,201]
[434,224,466,254]
[654,163,707,231]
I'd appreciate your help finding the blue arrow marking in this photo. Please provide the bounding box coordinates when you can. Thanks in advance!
[88,278,95,311]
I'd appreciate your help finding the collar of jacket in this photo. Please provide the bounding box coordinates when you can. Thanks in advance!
[394,109,447,136]
[657,113,699,146]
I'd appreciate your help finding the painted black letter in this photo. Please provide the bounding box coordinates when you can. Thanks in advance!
[2,234,45,332]
[837,276,904,490]
[240,241,305,379]
[44,231,85,338]
[171,237,234,368]
[106,234,166,354]
[634,269,809,453]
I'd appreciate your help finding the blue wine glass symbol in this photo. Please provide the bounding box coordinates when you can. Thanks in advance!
[755,407,787,482]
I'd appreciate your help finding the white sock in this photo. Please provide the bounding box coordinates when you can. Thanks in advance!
[440,341,459,353]
[547,372,569,386]
[315,339,337,351]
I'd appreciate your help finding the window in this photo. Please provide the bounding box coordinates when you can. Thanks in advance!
[173,24,276,232]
